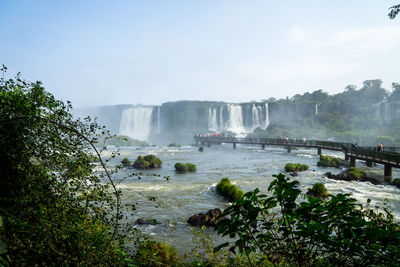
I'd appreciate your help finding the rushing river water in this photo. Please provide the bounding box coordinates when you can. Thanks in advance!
[102,144,400,253]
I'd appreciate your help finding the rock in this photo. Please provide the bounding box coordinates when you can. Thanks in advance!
[289,172,298,177]
[187,208,225,227]
[325,170,382,185]
[135,218,160,225]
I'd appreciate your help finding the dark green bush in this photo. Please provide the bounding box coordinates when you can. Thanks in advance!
[317,155,343,167]
[215,173,400,267]
[216,178,244,202]
[284,163,309,172]
[133,155,162,170]
[394,178,400,188]
[121,157,131,167]
[199,146,204,152]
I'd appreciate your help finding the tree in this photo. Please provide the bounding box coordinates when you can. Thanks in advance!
[389,4,400,19]
[215,173,400,266]
[0,70,132,265]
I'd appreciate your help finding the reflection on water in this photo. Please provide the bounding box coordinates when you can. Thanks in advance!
[103,144,400,253]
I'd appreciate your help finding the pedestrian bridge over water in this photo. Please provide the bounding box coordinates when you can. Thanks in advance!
[194,135,400,181]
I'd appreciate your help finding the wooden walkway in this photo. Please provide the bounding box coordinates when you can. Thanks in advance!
[194,136,400,180]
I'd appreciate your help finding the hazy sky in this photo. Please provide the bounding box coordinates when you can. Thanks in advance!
[1,1,399,107]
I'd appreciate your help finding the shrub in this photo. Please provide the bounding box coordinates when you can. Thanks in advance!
[199,146,204,152]
[394,178,400,188]
[216,178,244,202]
[133,155,162,170]
[284,163,308,172]
[121,157,131,167]
[174,162,197,172]
[317,155,343,167]
[134,241,179,266]
[348,167,365,180]
[308,183,328,198]
[168,142,181,147]
[215,173,400,267]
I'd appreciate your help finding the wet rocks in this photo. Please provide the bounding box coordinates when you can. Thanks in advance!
[187,208,225,227]
[325,170,381,185]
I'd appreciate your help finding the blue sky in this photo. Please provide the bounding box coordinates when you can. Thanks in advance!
[1,1,399,107]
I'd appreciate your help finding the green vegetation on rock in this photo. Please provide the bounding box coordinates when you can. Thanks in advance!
[174,162,197,172]
[132,155,162,170]
[168,142,181,147]
[317,155,343,167]
[393,178,400,188]
[103,135,149,147]
[308,183,328,198]
[216,178,244,202]
[284,163,309,172]
[348,167,365,180]
[199,146,204,152]
[121,157,131,167]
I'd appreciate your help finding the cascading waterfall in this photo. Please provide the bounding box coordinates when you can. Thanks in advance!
[119,107,153,141]
[264,103,270,128]
[226,104,245,133]
[219,107,224,131]
[157,106,161,133]
[208,108,218,131]
[252,104,260,129]
[315,104,319,115]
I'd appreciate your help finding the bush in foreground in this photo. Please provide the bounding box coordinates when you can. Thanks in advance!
[134,241,179,266]
[215,173,400,267]
[317,155,343,167]
[216,178,244,202]
[284,163,309,172]
[175,162,197,172]
[132,154,162,170]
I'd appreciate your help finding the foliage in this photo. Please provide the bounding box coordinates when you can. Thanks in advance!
[317,155,343,167]
[308,183,328,198]
[216,178,244,202]
[168,142,181,147]
[389,4,400,19]
[134,240,179,266]
[132,154,162,170]
[215,173,400,267]
[121,157,131,167]
[348,167,365,180]
[394,178,400,188]
[102,135,149,147]
[284,163,308,172]
[175,162,197,172]
[0,71,134,265]
[199,146,204,152]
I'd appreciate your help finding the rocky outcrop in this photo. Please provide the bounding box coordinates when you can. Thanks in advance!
[187,208,225,227]
[325,171,381,185]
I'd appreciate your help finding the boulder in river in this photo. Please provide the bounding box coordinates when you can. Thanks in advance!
[325,169,381,185]
[187,208,225,227]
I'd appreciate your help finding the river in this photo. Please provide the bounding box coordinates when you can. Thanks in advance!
[102,144,400,253]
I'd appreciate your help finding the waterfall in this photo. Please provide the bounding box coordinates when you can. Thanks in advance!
[252,104,260,129]
[157,106,161,133]
[219,107,224,131]
[226,104,245,133]
[264,103,270,128]
[208,108,218,131]
[315,104,319,115]
[118,107,153,141]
